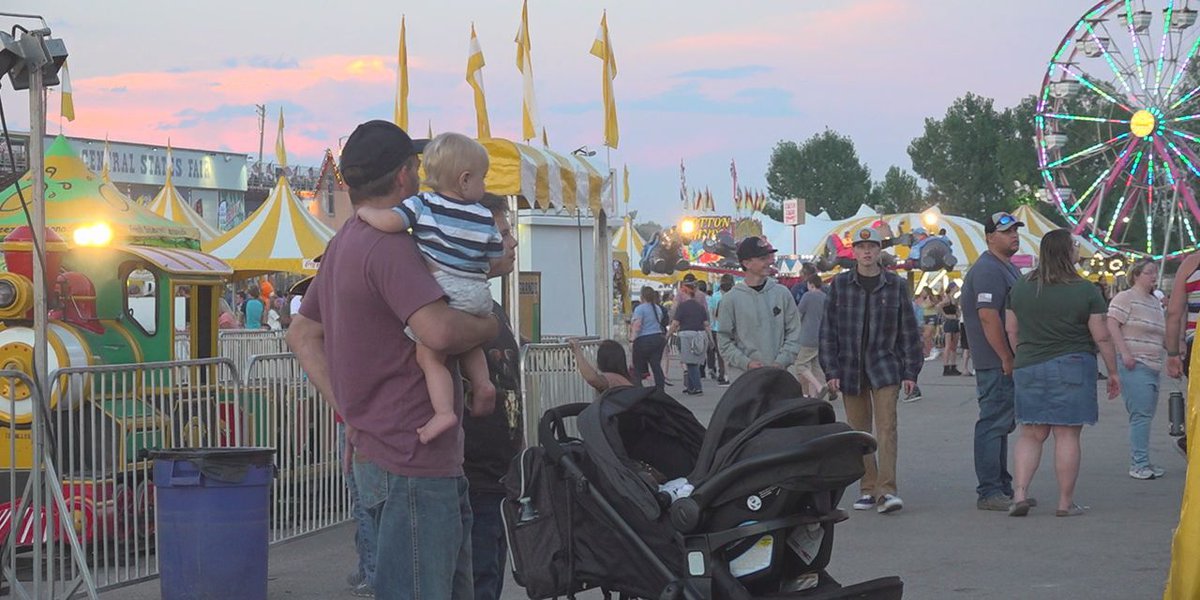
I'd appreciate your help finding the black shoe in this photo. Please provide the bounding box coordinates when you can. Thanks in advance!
[942,366,952,376]
[1098,372,1108,380]
[1178,435,1188,458]
[717,377,730,387]
[948,366,962,376]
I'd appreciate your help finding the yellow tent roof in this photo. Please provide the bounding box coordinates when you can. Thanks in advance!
[480,139,612,216]
[1012,205,1098,258]
[148,180,220,242]
[612,219,644,256]
[202,176,334,275]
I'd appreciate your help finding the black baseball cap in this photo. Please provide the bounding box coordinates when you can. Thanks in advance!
[339,120,416,187]
[736,236,776,262]
[984,211,1024,233]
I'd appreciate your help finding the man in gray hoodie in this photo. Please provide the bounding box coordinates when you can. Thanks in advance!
[716,236,803,372]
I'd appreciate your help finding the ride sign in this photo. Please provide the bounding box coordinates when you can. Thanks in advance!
[783,199,804,226]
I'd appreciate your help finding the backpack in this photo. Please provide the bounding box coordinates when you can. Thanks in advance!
[655,303,669,331]
[502,446,582,598]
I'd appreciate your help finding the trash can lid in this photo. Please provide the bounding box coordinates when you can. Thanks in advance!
[147,447,276,465]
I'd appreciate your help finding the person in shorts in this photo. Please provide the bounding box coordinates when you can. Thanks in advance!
[791,273,827,396]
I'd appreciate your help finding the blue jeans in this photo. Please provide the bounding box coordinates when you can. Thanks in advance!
[1118,360,1161,468]
[684,363,703,392]
[974,368,1015,500]
[469,491,507,600]
[353,459,474,600]
[339,424,377,587]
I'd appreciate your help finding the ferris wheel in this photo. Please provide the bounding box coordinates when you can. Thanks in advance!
[1036,0,1200,260]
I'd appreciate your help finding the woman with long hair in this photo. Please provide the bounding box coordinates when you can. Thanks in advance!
[568,338,634,393]
[1107,259,1168,480]
[1006,229,1120,517]
[629,286,669,389]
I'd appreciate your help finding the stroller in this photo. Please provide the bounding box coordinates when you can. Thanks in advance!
[501,368,903,599]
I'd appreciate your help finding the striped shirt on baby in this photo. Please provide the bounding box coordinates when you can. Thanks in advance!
[1108,288,1166,371]
[392,192,504,279]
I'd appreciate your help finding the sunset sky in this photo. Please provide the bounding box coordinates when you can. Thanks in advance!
[7,0,1090,225]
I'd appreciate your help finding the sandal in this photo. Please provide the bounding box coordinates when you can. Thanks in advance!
[1008,500,1031,517]
[1055,503,1088,517]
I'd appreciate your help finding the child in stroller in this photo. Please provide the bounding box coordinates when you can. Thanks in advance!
[502,368,904,599]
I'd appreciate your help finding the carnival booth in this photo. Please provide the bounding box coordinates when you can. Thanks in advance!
[203,175,334,276]
[1011,205,1099,264]
[148,169,221,242]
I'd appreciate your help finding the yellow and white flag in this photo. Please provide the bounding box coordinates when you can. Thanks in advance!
[101,134,111,183]
[60,60,75,122]
[466,24,491,139]
[395,16,409,130]
[275,107,288,168]
[623,164,630,204]
[165,139,174,185]
[589,11,618,149]
[514,0,539,142]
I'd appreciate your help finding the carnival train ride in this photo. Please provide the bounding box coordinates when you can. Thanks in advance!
[0,137,243,551]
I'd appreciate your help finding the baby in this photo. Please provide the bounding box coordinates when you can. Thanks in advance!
[357,132,502,444]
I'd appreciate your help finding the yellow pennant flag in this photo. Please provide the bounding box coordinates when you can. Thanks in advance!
[589,11,619,149]
[514,0,539,142]
[60,60,75,122]
[395,16,409,130]
[623,164,630,204]
[275,107,288,168]
[466,24,491,139]
[101,134,111,183]
[428,120,434,140]
[541,126,549,147]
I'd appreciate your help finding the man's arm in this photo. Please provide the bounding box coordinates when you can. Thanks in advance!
[1166,253,1200,376]
[715,295,752,369]
[286,315,338,412]
[1005,309,1019,357]
[979,308,1014,375]
[772,294,803,368]
[407,300,499,355]
[896,280,923,382]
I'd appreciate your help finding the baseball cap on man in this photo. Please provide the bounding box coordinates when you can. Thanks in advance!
[984,212,1025,233]
[736,236,776,261]
[852,227,883,246]
[339,120,417,187]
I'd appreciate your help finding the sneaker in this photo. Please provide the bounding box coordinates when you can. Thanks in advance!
[852,495,876,510]
[925,351,941,362]
[1129,465,1159,480]
[1149,464,1166,478]
[902,387,922,403]
[351,582,376,598]
[877,494,904,514]
[948,366,963,376]
[717,378,731,387]
[976,494,1012,511]
[966,369,976,376]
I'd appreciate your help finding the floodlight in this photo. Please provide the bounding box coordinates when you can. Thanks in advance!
[8,35,67,89]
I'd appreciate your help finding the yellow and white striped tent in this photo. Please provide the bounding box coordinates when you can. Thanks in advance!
[1012,205,1098,258]
[147,179,220,242]
[806,205,1041,268]
[480,139,612,216]
[612,219,645,257]
[202,176,334,276]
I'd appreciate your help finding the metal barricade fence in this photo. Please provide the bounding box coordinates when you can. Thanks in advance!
[519,339,602,446]
[174,329,289,372]
[43,358,243,592]
[243,353,351,544]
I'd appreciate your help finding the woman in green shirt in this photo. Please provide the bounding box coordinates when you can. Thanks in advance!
[1005,229,1120,518]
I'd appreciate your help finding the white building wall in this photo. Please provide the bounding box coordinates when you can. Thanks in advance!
[516,212,600,337]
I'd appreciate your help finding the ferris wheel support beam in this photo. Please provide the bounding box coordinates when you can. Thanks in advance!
[1072,138,1140,235]
[1153,137,1200,224]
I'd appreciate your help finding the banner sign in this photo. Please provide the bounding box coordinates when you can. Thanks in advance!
[695,215,732,237]
[63,136,249,191]
[783,198,805,225]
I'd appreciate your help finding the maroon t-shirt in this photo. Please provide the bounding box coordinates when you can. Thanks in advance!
[300,217,463,477]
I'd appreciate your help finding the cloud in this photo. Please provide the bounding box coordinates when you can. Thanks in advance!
[676,65,771,80]
[629,83,799,118]
[221,56,301,70]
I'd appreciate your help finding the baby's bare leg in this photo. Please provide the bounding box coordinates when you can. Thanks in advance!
[415,344,459,444]
[461,346,496,416]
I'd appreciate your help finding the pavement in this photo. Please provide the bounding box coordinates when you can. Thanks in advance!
[106,358,1187,599]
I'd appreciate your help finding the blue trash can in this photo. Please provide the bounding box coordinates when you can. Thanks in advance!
[150,447,276,600]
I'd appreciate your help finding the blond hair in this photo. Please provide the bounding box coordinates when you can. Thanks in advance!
[422,132,489,195]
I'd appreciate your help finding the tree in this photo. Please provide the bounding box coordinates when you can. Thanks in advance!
[872,166,924,214]
[907,93,1040,221]
[765,130,873,220]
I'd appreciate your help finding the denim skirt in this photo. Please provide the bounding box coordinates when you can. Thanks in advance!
[1013,352,1099,426]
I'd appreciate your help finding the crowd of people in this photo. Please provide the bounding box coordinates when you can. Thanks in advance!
[280,117,1190,599]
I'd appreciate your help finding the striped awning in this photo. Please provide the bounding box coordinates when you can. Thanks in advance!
[202,176,334,275]
[1012,205,1098,258]
[147,180,220,241]
[480,139,612,216]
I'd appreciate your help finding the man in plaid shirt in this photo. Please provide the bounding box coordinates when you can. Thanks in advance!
[820,227,923,514]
